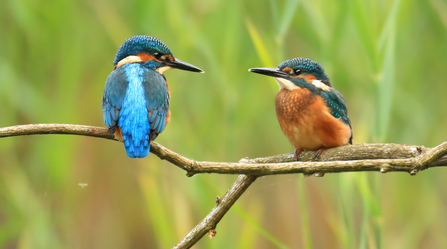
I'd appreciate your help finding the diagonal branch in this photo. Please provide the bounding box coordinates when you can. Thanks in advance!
[173,174,257,249]
[2,123,447,249]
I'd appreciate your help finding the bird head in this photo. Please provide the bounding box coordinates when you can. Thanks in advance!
[113,35,203,74]
[249,57,330,92]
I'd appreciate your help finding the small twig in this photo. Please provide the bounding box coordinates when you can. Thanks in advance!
[173,175,257,248]
[2,123,447,249]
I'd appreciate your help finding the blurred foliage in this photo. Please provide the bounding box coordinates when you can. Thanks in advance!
[1,0,447,248]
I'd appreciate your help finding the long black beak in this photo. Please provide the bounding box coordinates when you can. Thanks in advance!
[248,67,288,78]
[167,58,204,73]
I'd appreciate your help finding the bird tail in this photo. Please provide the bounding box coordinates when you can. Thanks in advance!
[119,115,151,158]
[122,133,150,158]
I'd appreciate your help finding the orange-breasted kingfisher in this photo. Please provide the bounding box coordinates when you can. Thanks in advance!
[102,35,203,158]
[249,57,352,160]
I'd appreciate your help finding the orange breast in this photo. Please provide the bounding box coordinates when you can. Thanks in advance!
[275,88,351,150]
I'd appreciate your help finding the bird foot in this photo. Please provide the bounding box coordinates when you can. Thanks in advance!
[294,149,304,161]
[314,148,326,159]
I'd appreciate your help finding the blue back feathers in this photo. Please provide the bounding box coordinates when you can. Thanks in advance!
[103,35,171,158]
[118,64,151,158]
[103,63,169,158]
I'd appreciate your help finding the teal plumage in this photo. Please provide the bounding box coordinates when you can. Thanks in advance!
[102,35,203,158]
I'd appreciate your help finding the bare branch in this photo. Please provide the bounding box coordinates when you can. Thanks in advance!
[2,124,446,176]
[0,123,115,140]
[2,123,447,249]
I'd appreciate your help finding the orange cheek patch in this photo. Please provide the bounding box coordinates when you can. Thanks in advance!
[282,67,292,74]
[137,53,157,62]
[297,73,317,83]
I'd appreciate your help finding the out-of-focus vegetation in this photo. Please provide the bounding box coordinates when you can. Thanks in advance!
[1,0,447,248]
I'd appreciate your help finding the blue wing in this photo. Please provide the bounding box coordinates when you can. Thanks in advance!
[320,88,353,143]
[102,64,169,158]
[142,70,170,140]
[102,67,129,134]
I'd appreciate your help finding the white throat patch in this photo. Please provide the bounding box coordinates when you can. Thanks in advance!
[274,77,299,91]
[311,80,330,92]
[156,66,173,74]
[274,78,331,92]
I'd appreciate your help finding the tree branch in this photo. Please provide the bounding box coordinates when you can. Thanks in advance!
[2,123,447,249]
[1,124,446,176]
[173,174,257,248]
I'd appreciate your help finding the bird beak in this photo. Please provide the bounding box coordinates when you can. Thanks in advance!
[166,58,204,73]
[248,67,289,79]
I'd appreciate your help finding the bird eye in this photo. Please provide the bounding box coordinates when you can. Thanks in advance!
[294,69,302,75]
[153,52,163,60]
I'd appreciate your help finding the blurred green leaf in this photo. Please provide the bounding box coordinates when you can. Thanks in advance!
[377,0,402,52]
[375,25,395,141]
[347,0,378,72]
[429,0,447,31]
[297,178,313,249]
[277,0,300,38]
[140,165,176,248]
[1,0,447,248]
[245,18,275,68]
[233,205,290,249]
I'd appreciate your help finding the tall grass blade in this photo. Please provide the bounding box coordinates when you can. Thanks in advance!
[297,178,313,249]
[376,25,395,141]
[233,205,290,249]
[245,18,275,68]
[270,0,280,31]
[429,0,447,31]
[277,0,300,38]
[347,0,378,72]
[140,165,175,248]
[378,0,402,52]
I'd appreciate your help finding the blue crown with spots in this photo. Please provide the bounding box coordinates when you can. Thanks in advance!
[279,57,329,82]
[113,35,173,65]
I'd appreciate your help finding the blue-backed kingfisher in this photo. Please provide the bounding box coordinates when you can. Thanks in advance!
[249,57,352,160]
[102,35,203,158]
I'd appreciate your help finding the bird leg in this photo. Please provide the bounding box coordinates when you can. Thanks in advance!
[314,148,326,159]
[294,149,304,161]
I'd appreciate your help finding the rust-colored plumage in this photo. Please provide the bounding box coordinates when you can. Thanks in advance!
[249,57,352,159]
[276,88,351,151]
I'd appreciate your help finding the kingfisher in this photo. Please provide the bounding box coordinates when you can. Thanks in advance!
[102,35,203,158]
[249,57,352,160]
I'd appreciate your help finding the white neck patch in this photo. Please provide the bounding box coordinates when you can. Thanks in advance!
[274,77,299,91]
[311,80,330,92]
[274,78,331,92]
[116,55,143,68]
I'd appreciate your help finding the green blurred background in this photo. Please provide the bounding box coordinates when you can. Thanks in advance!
[1,0,447,248]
